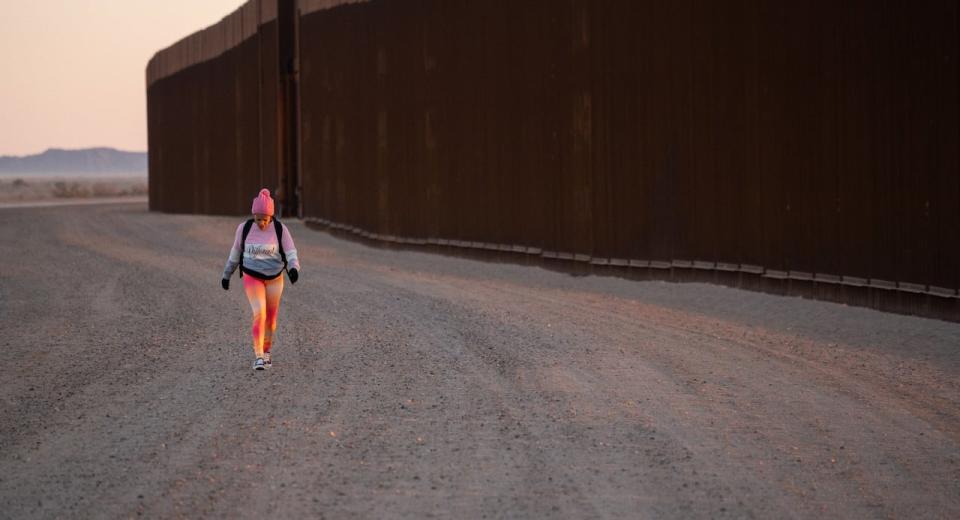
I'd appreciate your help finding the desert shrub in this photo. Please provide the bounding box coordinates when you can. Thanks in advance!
[52,181,90,198]
[92,182,121,197]
[128,182,148,196]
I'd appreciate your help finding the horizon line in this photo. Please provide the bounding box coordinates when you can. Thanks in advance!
[0,146,148,158]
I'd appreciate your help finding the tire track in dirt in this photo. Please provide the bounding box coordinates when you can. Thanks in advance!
[2,204,959,519]
[345,267,959,518]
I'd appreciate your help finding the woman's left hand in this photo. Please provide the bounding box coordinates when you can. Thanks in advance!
[288,268,299,284]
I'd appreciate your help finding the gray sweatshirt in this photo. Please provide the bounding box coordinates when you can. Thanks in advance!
[223,221,300,280]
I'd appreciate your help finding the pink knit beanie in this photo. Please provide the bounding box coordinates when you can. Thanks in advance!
[251,188,275,216]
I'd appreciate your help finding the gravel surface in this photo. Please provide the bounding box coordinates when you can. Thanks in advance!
[2,203,958,519]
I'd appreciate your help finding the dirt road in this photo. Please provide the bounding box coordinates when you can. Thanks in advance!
[2,203,958,519]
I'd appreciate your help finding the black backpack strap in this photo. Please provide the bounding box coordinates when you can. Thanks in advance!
[239,218,254,278]
[274,218,288,270]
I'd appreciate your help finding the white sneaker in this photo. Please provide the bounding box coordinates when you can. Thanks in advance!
[253,357,265,371]
[263,352,272,368]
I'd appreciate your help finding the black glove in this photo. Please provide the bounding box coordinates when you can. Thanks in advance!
[288,268,299,284]
[221,278,230,291]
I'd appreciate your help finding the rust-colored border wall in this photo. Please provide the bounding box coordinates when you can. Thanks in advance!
[297,0,958,317]
[147,0,284,215]
[147,0,959,319]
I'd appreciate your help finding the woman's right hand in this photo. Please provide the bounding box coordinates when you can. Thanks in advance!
[221,278,230,291]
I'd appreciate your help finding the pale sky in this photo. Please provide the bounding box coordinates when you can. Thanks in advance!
[0,1,246,156]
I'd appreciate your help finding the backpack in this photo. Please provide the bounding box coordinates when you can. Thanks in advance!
[239,218,287,278]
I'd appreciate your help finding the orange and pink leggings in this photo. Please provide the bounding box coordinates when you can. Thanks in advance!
[242,275,284,357]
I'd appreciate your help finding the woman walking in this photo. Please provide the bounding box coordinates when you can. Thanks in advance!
[222,189,301,370]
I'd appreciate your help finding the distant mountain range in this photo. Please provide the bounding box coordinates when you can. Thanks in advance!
[0,148,147,175]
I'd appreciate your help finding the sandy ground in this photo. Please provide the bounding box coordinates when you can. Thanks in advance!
[0,196,148,209]
[1,202,958,519]
[0,175,146,204]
